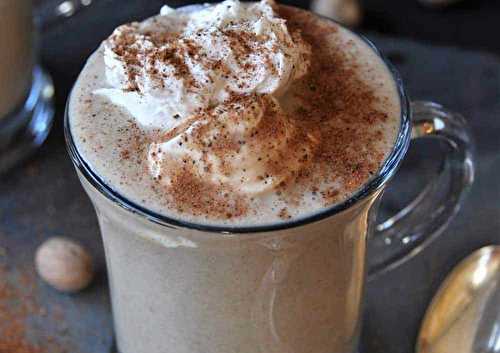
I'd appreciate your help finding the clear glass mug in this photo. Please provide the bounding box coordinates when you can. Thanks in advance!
[0,0,92,173]
[64,5,475,353]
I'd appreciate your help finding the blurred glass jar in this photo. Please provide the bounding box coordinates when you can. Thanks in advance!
[0,0,92,173]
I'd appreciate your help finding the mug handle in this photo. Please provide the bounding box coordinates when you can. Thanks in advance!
[367,101,475,280]
[34,0,93,30]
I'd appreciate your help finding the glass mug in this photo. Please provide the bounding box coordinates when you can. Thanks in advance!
[0,0,93,173]
[65,5,475,353]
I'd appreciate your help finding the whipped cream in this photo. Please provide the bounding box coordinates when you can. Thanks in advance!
[95,0,313,195]
[148,95,318,194]
[95,0,310,131]
[70,2,402,224]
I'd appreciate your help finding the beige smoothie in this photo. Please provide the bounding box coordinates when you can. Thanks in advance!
[67,1,401,352]
[0,0,33,119]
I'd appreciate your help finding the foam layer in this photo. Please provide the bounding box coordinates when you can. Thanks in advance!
[68,3,401,226]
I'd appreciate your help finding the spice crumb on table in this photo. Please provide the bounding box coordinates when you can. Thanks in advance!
[0,262,73,353]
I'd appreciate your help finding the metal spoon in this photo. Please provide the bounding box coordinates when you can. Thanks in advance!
[417,245,500,353]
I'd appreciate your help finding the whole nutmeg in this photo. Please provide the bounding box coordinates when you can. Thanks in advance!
[35,237,94,293]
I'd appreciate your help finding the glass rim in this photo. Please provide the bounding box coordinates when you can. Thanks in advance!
[64,9,412,235]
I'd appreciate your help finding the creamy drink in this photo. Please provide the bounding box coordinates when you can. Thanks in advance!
[0,0,55,173]
[68,1,402,353]
[68,0,400,226]
[0,0,33,119]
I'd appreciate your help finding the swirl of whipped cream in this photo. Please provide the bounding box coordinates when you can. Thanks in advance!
[94,0,315,195]
[148,95,318,194]
[94,0,310,131]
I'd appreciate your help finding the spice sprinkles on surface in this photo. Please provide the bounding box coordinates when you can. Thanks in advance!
[107,10,300,96]
[70,3,400,224]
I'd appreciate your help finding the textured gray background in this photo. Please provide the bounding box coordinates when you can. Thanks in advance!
[0,2,499,352]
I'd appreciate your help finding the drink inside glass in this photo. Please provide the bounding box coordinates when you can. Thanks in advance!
[0,0,54,173]
[65,1,474,352]
[0,1,33,120]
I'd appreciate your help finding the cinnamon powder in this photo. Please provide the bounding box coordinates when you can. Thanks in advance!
[0,263,72,353]
[93,5,398,222]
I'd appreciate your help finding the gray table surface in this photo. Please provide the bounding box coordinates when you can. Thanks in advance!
[1,4,500,352]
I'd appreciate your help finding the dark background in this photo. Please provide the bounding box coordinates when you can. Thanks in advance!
[37,0,500,54]
[361,0,500,54]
